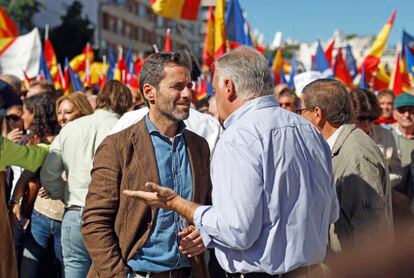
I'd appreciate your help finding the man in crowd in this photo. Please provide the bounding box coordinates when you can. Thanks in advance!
[124,46,339,277]
[26,80,55,99]
[375,89,396,130]
[0,74,21,98]
[81,51,211,277]
[392,92,414,211]
[300,79,393,252]
[276,87,300,112]
[40,81,132,278]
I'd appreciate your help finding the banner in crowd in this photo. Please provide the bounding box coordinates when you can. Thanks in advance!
[0,28,41,79]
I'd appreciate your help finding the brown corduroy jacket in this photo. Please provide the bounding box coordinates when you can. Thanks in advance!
[81,118,212,278]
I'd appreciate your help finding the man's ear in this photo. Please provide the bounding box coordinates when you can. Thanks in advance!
[314,107,326,127]
[142,83,156,104]
[224,79,237,102]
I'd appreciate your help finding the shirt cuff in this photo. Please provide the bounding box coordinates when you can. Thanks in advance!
[193,205,213,248]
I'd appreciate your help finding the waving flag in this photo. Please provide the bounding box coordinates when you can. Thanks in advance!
[64,58,83,94]
[272,48,283,84]
[333,48,353,87]
[288,58,296,88]
[400,30,414,89]
[0,6,18,38]
[314,41,333,78]
[202,6,215,69]
[404,45,414,84]
[225,0,254,49]
[150,0,200,21]
[0,28,41,79]
[69,44,94,73]
[215,0,227,58]
[389,52,404,95]
[38,50,52,81]
[360,65,367,89]
[360,10,396,88]
[324,39,335,67]
[345,44,358,78]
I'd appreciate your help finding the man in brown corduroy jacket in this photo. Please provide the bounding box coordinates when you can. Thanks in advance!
[81,51,211,278]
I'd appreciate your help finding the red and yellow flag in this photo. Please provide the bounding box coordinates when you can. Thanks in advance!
[272,48,283,84]
[0,6,18,38]
[150,0,200,21]
[324,39,335,67]
[214,0,227,59]
[44,38,58,77]
[360,10,396,89]
[202,7,215,69]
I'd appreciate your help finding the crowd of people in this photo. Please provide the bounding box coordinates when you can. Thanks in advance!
[1,46,414,278]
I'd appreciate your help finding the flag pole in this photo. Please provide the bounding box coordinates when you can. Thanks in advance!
[45,24,49,41]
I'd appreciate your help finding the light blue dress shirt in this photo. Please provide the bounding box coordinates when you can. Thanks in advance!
[194,96,339,274]
[128,115,192,272]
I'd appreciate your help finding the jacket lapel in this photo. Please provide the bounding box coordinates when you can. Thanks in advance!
[184,131,203,203]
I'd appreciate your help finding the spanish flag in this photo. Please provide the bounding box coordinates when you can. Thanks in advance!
[272,48,283,84]
[150,0,200,21]
[214,0,227,59]
[202,6,215,69]
[360,10,396,88]
[0,6,18,38]
[44,38,58,77]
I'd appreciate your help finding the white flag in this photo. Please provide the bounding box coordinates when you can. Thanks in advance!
[0,28,41,79]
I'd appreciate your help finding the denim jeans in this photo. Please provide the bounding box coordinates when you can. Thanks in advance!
[61,209,91,278]
[21,210,63,278]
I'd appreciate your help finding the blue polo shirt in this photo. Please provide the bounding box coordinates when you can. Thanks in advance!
[127,115,192,272]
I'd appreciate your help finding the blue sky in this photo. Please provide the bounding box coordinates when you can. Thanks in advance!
[239,0,414,46]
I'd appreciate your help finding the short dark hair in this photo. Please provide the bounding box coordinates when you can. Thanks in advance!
[96,80,132,115]
[302,79,352,125]
[278,87,300,108]
[349,88,381,120]
[24,94,60,142]
[139,50,192,106]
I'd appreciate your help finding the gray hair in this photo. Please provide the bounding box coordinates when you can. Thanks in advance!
[215,46,274,100]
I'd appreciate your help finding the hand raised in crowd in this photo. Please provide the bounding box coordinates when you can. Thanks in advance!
[178,225,206,258]
[6,128,23,143]
[123,182,180,210]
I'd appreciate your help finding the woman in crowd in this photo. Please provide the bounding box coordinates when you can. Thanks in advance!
[9,94,62,278]
[56,93,94,127]
[0,135,49,278]
[349,88,402,187]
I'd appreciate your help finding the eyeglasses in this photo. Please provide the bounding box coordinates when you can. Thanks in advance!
[356,115,376,122]
[5,114,21,122]
[294,108,309,115]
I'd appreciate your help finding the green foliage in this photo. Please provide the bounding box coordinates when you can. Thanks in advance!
[50,1,94,65]
[0,0,42,32]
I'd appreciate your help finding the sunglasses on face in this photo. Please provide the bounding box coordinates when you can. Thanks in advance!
[5,114,21,121]
[396,106,414,114]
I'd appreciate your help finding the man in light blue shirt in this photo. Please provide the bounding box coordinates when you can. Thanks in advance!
[125,46,339,277]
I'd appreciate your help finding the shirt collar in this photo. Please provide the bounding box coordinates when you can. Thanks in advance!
[145,114,186,136]
[223,95,278,129]
[395,125,414,139]
[327,126,344,151]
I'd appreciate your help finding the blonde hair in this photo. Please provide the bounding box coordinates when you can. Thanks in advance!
[56,93,94,117]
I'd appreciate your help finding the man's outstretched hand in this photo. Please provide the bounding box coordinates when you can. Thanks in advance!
[123,182,201,223]
[123,182,180,210]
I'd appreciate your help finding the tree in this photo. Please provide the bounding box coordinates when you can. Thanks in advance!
[0,0,42,32]
[50,1,94,65]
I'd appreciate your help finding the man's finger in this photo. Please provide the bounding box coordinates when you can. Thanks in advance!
[123,190,156,200]
[145,182,163,193]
